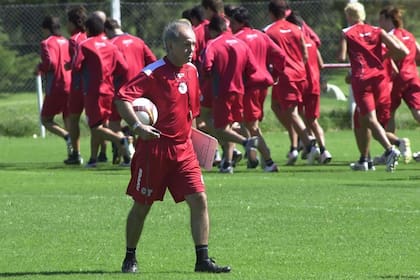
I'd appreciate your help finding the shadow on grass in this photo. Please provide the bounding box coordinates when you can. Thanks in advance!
[0,269,192,278]
[0,270,120,277]
[378,274,420,279]
[0,162,130,173]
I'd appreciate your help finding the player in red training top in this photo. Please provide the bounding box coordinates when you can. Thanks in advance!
[202,15,273,173]
[104,18,157,164]
[376,5,420,163]
[264,0,318,166]
[72,15,131,168]
[230,6,286,172]
[114,20,231,274]
[64,6,89,165]
[338,2,408,172]
[285,10,333,165]
[35,16,72,160]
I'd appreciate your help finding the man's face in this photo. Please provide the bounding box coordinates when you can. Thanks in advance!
[168,27,196,66]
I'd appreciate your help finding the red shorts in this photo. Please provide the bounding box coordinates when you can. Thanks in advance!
[84,93,113,128]
[243,87,268,122]
[271,78,305,111]
[212,92,243,129]
[351,76,391,127]
[301,93,320,119]
[391,77,420,112]
[126,138,205,205]
[41,92,69,118]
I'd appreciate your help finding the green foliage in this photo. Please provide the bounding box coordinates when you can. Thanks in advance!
[0,93,91,137]
[0,26,38,92]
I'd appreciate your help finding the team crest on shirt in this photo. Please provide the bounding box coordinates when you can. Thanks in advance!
[178,82,188,94]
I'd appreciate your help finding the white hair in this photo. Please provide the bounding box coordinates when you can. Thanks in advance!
[345,2,366,22]
[162,20,193,50]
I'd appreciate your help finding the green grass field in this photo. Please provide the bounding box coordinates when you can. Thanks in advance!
[1,127,420,279]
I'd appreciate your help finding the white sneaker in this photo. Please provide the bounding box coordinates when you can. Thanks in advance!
[350,161,368,171]
[213,150,222,167]
[398,138,412,164]
[245,137,259,156]
[127,137,135,159]
[307,146,320,165]
[232,149,243,167]
[264,163,278,172]
[385,147,400,172]
[373,154,386,165]
[122,137,134,159]
[319,150,332,164]
[413,151,420,162]
[247,147,259,169]
[286,150,298,165]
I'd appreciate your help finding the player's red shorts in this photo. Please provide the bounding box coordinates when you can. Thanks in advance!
[84,92,113,128]
[301,93,320,120]
[351,76,391,127]
[391,77,420,112]
[243,87,268,122]
[41,92,69,118]
[271,78,305,111]
[126,138,205,205]
[212,92,243,129]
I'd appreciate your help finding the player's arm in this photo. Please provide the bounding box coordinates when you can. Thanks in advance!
[35,42,52,75]
[266,35,285,76]
[381,29,409,61]
[317,49,324,69]
[337,32,347,62]
[415,40,420,65]
[300,32,308,63]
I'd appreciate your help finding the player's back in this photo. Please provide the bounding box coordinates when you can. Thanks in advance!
[110,33,156,81]
[77,34,125,95]
[204,32,254,95]
[41,35,71,93]
[264,19,306,81]
[393,28,419,81]
[343,23,384,80]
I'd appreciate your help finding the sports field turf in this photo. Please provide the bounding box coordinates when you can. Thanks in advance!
[1,128,419,280]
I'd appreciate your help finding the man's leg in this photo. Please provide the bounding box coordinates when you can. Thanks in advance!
[185,192,230,273]
[122,201,151,273]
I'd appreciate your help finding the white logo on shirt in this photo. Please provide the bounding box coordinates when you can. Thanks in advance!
[280,29,292,33]
[178,82,187,94]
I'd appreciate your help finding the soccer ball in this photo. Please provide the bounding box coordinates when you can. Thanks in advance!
[132,97,158,125]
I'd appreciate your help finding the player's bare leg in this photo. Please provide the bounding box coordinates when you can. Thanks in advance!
[185,192,230,273]
[122,201,151,273]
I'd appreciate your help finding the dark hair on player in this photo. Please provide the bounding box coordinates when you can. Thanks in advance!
[41,16,61,36]
[379,5,404,28]
[190,5,205,22]
[85,16,104,36]
[231,6,251,27]
[202,0,224,14]
[67,6,87,31]
[208,14,227,34]
[268,0,290,19]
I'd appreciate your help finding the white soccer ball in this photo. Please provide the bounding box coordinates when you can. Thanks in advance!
[132,97,158,125]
